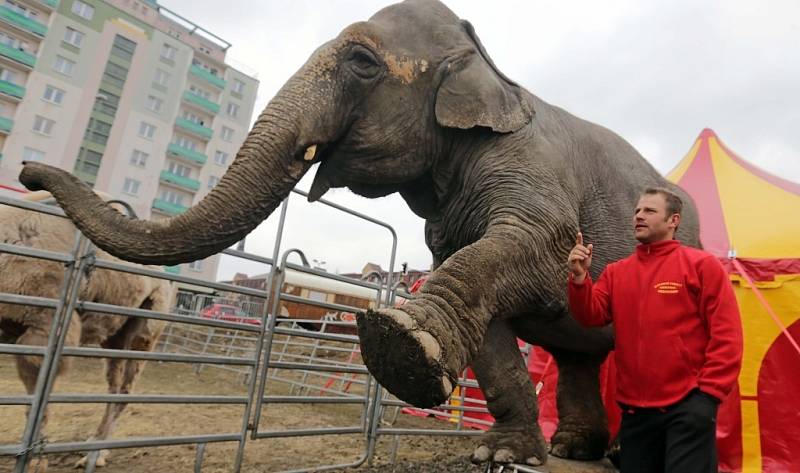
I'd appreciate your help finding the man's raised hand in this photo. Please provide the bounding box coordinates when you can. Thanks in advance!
[568,232,593,283]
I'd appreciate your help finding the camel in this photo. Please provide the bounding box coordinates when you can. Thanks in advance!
[0,191,174,470]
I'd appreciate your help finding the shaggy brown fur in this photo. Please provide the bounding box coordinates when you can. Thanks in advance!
[0,191,173,470]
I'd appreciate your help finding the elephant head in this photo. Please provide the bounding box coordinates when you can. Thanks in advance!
[19,0,532,266]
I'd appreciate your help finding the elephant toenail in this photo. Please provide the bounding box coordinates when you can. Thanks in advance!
[526,456,544,466]
[493,448,515,463]
[441,375,453,397]
[471,445,491,463]
[413,330,440,361]
[387,308,414,329]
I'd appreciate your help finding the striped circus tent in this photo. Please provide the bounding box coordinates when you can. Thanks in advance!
[668,128,800,472]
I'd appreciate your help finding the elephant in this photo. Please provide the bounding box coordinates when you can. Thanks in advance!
[0,191,173,470]
[17,0,699,466]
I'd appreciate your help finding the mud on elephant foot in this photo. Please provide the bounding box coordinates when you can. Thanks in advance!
[356,307,458,408]
[549,422,609,460]
[470,422,548,466]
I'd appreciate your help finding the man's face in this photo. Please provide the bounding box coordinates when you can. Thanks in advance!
[633,194,680,243]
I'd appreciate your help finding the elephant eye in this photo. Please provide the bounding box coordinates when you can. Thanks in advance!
[348,46,381,79]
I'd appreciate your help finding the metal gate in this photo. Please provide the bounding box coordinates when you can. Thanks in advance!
[0,191,544,473]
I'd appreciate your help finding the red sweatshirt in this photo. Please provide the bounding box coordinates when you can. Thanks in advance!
[568,239,743,407]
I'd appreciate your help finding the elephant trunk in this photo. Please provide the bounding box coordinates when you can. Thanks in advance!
[19,75,321,266]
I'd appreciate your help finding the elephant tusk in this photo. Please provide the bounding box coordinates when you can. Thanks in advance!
[303,145,317,161]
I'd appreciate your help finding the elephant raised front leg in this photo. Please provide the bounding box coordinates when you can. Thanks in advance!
[469,319,548,466]
[357,224,544,408]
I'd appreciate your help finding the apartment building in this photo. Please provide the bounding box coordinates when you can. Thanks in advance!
[0,0,259,281]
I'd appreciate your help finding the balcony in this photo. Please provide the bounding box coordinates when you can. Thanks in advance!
[175,117,213,140]
[0,5,48,37]
[189,64,225,89]
[167,143,207,165]
[0,116,13,134]
[0,43,36,68]
[0,79,24,100]
[41,0,59,8]
[182,90,220,115]
[152,198,189,215]
[160,170,200,191]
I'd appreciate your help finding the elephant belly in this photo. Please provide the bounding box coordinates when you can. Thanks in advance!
[510,314,614,355]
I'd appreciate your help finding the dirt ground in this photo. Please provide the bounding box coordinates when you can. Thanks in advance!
[0,349,616,473]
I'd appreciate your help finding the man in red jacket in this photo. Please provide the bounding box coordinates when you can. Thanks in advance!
[567,188,742,473]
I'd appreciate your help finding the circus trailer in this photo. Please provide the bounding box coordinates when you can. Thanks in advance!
[667,129,800,473]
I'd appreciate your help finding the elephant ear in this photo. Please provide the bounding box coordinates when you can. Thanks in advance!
[435,20,534,133]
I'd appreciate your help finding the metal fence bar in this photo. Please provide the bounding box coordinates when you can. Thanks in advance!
[59,346,255,365]
[232,197,289,472]
[0,242,74,263]
[78,301,262,332]
[0,293,59,309]
[90,258,270,299]
[0,434,243,455]
[13,233,91,472]
[376,428,483,436]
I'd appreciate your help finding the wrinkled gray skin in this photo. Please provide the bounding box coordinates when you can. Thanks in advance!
[18,0,699,465]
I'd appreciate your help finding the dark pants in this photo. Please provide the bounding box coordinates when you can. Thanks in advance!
[619,389,719,473]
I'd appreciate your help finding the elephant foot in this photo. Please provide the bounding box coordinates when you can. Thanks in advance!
[74,449,109,469]
[356,307,456,408]
[470,422,548,466]
[549,423,608,460]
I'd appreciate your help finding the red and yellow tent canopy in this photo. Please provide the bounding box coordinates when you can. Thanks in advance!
[668,129,800,473]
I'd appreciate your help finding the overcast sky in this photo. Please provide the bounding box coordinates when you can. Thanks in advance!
[159,0,800,280]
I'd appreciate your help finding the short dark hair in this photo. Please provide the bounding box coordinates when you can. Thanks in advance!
[642,187,683,217]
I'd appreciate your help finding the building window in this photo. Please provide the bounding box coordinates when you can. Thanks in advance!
[63,27,84,48]
[208,175,219,189]
[192,58,219,77]
[130,149,148,167]
[232,79,245,95]
[180,110,206,126]
[0,67,16,83]
[84,118,111,145]
[166,161,191,178]
[0,31,28,52]
[214,150,228,166]
[138,121,156,140]
[71,0,95,20]
[188,260,203,271]
[173,135,198,151]
[145,95,163,113]
[42,85,65,105]
[110,35,136,62]
[226,102,239,118]
[94,89,120,116]
[159,189,184,205]
[122,177,141,195]
[153,69,169,87]
[75,147,102,177]
[22,147,45,162]
[32,116,55,136]
[103,62,128,88]
[5,0,38,19]
[53,56,75,76]
[161,43,177,61]
[221,126,233,142]
[188,84,210,100]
